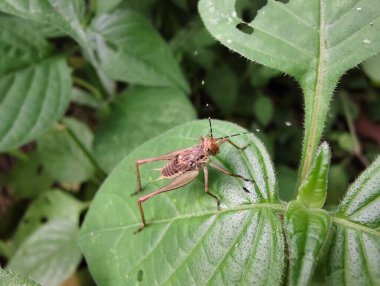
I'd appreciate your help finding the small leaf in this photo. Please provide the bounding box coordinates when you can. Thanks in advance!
[4,153,53,199]
[94,86,196,172]
[285,201,332,286]
[297,142,331,208]
[253,95,273,127]
[0,0,87,46]
[8,219,82,286]
[89,9,189,92]
[79,120,285,285]
[0,267,40,286]
[0,18,71,152]
[328,156,380,285]
[12,190,85,249]
[37,118,95,184]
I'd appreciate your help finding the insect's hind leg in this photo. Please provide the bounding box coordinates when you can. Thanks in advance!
[203,167,221,210]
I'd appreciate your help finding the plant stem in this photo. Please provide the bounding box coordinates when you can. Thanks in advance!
[65,124,107,182]
[73,77,103,100]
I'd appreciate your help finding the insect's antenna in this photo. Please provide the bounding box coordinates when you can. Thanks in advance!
[216,131,252,140]
[208,117,213,138]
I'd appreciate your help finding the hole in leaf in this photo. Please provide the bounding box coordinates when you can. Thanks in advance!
[236,22,254,35]
[40,216,48,223]
[275,0,289,3]
[137,270,143,282]
[235,0,267,22]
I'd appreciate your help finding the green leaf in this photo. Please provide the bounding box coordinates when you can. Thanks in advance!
[328,156,380,285]
[205,64,238,115]
[12,190,85,249]
[198,0,380,184]
[297,142,330,208]
[89,9,189,92]
[0,267,40,286]
[4,153,53,199]
[253,95,274,127]
[0,0,87,46]
[0,18,71,152]
[285,201,332,286]
[79,120,285,285]
[37,118,95,184]
[8,219,82,286]
[95,0,122,15]
[94,86,196,172]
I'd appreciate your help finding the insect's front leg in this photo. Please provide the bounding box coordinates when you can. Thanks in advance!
[218,138,250,150]
[203,166,221,210]
[209,162,253,182]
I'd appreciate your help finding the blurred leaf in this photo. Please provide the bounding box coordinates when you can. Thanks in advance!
[362,53,380,85]
[205,64,238,115]
[253,95,273,127]
[327,164,349,205]
[278,164,297,201]
[79,120,285,285]
[4,153,53,199]
[250,64,281,87]
[96,0,123,15]
[94,86,196,172]
[8,219,82,286]
[37,118,95,184]
[285,201,332,286]
[0,0,87,46]
[12,190,85,250]
[71,88,103,109]
[199,0,380,184]
[0,17,71,152]
[89,9,189,92]
[297,142,331,208]
[0,267,40,286]
[338,132,355,153]
[328,156,380,285]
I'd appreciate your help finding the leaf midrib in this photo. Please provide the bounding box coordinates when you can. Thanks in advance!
[79,203,285,236]
[332,216,380,238]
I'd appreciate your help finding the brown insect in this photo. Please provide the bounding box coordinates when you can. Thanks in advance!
[132,118,253,232]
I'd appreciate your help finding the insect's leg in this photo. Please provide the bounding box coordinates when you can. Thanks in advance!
[135,170,199,233]
[225,138,250,150]
[209,162,253,182]
[203,167,221,209]
[133,148,190,196]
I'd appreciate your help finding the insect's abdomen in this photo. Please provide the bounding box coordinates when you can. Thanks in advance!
[161,160,184,177]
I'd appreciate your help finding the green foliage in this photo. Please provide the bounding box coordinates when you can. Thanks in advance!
[0,1,379,285]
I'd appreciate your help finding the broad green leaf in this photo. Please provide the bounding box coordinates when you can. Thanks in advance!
[95,0,122,15]
[0,267,40,286]
[328,156,380,285]
[285,201,332,286]
[0,0,87,46]
[89,9,189,92]
[4,153,53,199]
[79,120,285,285]
[12,190,85,250]
[297,142,330,208]
[198,0,380,184]
[8,219,82,286]
[37,118,95,184]
[94,86,196,172]
[253,95,273,127]
[0,18,71,152]
[205,64,238,115]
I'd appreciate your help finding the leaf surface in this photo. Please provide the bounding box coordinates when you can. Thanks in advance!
[0,18,71,152]
[89,9,189,92]
[79,120,285,285]
[0,267,40,286]
[94,86,196,172]
[328,156,380,285]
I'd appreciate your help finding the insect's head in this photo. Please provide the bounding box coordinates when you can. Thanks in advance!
[201,136,219,155]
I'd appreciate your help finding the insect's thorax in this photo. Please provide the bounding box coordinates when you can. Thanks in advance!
[161,146,209,178]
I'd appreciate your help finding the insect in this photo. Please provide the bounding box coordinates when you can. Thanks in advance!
[132,118,253,232]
